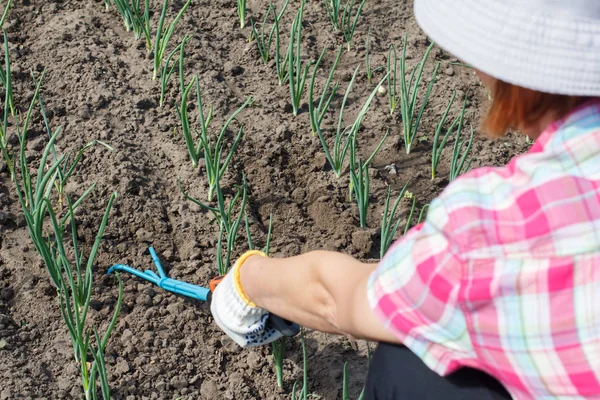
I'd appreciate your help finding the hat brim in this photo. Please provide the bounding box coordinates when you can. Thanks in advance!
[414,0,600,97]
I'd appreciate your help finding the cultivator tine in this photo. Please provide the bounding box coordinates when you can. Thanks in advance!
[108,247,211,302]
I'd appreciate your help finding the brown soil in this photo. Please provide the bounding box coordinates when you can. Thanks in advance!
[0,0,531,399]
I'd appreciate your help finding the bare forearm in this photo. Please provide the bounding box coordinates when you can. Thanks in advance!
[240,251,400,343]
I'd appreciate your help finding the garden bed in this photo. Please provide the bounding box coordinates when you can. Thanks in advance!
[0,0,530,399]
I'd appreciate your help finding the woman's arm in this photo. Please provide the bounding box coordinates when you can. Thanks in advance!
[240,251,401,344]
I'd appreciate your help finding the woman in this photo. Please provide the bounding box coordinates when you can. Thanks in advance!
[211,0,600,398]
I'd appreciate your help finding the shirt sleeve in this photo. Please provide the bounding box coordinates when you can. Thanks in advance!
[367,196,474,375]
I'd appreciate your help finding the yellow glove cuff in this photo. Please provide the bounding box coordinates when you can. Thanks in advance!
[233,250,267,307]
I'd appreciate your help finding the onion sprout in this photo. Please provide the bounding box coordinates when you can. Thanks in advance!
[431,91,459,180]
[250,0,289,65]
[390,36,440,153]
[379,183,409,258]
[288,0,311,116]
[323,0,342,31]
[0,30,14,116]
[153,0,191,80]
[315,66,358,177]
[380,189,429,257]
[1,73,122,400]
[251,4,276,64]
[273,5,289,86]
[308,46,342,135]
[159,35,188,107]
[179,176,248,275]
[450,124,474,182]
[177,73,251,200]
[349,128,389,229]
[237,0,246,29]
[316,70,388,178]
[431,91,471,180]
[324,0,366,51]
[342,362,349,399]
[291,328,309,400]
[0,0,12,28]
[245,214,273,255]
[109,0,151,48]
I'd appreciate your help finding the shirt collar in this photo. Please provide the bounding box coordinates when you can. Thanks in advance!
[530,99,600,153]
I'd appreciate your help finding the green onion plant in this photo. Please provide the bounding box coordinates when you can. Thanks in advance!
[0,0,11,29]
[0,68,11,176]
[431,92,471,180]
[133,0,152,50]
[349,128,389,229]
[324,0,366,50]
[291,329,310,400]
[340,343,371,400]
[159,35,188,107]
[288,0,311,116]
[271,336,287,389]
[153,0,192,80]
[110,0,151,48]
[250,0,290,65]
[449,124,474,181]
[177,76,251,200]
[315,66,358,177]
[380,190,429,258]
[323,0,342,31]
[316,70,388,178]
[350,157,371,229]
[431,91,459,180]
[342,362,349,400]
[32,71,113,208]
[341,0,366,51]
[1,73,123,400]
[0,30,15,116]
[308,46,342,135]
[387,37,439,153]
[245,214,273,255]
[251,4,276,64]
[379,183,409,258]
[179,177,248,275]
[273,6,290,86]
[110,0,134,32]
[237,0,247,28]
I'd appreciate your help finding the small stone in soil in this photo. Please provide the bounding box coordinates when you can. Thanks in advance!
[352,229,375,256]
[0,287,14,301]
[136,294,152,306]
[200,380,219,399]
[89,298,103,311]
[220,336,242,354]
[114,358,130,375]
[246,351,263,371]
[170,375,188,389]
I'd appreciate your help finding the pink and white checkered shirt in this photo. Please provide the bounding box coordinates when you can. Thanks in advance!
[368,101,600,399]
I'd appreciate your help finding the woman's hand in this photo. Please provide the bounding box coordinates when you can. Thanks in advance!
[210,251,283,347]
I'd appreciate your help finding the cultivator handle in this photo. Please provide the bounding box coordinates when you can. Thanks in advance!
[107,247,300,338]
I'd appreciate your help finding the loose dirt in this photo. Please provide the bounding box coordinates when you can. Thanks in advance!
[0,0,530,398]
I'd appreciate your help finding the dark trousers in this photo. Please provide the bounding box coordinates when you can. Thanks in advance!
[364,343,512,400]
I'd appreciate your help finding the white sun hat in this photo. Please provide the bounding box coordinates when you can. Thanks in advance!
[414,0,600,97]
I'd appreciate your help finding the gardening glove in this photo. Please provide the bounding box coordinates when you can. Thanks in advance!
[210,250,283,348]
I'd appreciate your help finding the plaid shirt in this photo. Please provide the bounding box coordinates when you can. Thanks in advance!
[368,101,600,399]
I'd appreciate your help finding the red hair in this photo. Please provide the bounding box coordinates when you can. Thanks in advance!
[483,80,591,137]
